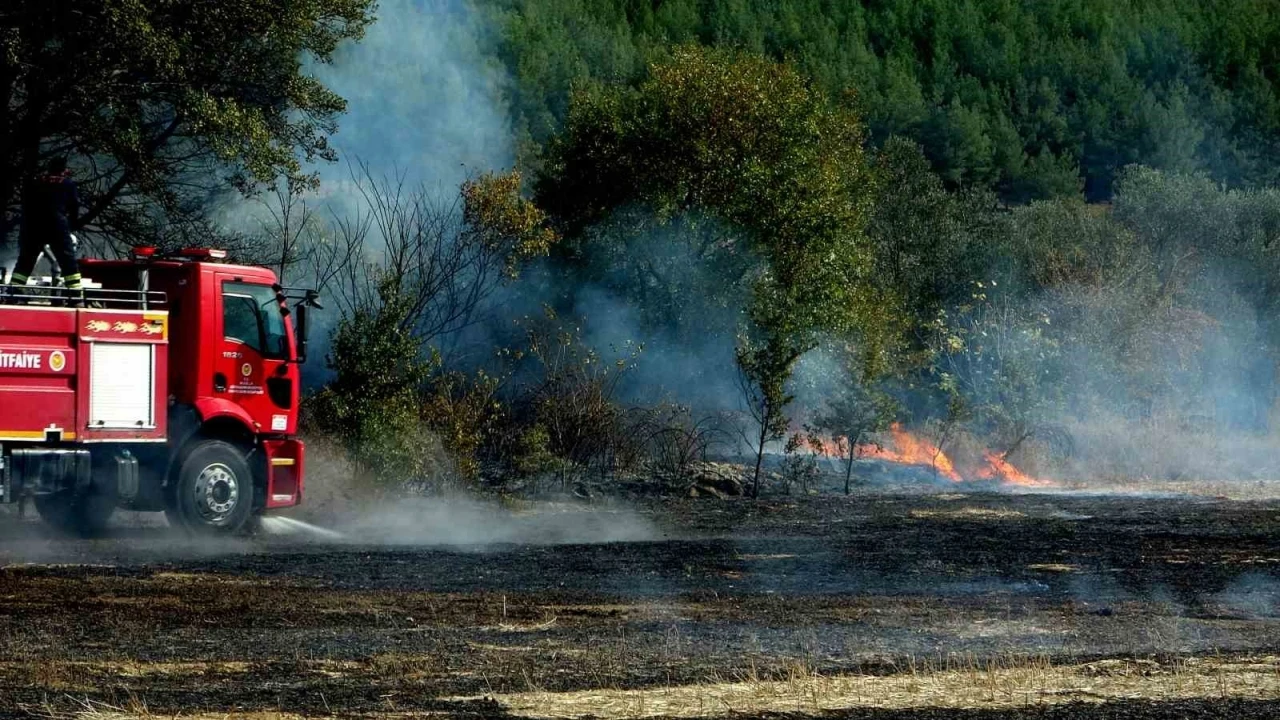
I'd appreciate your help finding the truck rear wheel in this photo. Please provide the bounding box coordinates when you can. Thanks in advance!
[34,491,116,537]
[166,440,254,534]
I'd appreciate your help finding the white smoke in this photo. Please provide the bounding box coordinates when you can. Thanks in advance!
[309,0,513,192]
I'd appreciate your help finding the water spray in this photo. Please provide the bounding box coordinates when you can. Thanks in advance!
[259,515,346,540]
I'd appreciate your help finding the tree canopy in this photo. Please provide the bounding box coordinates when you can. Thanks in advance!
[1,0,374,247]
[484,0,1280,201]
[539,46,877,347]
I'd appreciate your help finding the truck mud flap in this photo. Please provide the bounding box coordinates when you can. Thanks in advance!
[261,439,305,509]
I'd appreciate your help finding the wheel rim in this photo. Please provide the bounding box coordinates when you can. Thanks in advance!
[192,462,240,523]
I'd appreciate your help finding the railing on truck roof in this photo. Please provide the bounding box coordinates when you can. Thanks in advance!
[0,282,167,310]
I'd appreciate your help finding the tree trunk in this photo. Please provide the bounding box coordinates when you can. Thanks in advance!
[751,419,767,499]
[751,446,764,499]
[844,452,855,495]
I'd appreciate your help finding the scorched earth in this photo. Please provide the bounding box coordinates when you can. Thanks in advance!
[0,490,1278,719]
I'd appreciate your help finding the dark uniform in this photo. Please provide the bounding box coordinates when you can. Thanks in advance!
[9,161,83,292]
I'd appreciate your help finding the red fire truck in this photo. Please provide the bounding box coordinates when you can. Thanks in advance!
[0,248,318,535]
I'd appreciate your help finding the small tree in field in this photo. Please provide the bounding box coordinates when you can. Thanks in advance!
[736,338,795,498]
[810,383,898,494]
[308,281,435,484]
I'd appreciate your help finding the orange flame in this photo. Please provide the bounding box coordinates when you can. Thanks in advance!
[856,423,963,482]
[813,436,848,457]
[813,423,1055,488]
[975,450,1054,487]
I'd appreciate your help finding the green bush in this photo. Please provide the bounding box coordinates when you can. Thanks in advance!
[306,282,438,487]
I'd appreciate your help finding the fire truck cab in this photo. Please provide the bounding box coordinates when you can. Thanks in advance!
[0,248,316,535]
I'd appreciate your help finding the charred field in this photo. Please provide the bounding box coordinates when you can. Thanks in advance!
[0,491,1278,719]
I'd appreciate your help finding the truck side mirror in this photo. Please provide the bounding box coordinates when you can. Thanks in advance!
[294,303,309,364]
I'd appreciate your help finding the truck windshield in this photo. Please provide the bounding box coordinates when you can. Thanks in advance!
[223,281,288,360]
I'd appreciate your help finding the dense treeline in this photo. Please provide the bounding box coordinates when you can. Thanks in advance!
[483,0,1280,200]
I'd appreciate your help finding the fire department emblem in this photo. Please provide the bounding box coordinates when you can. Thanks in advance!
[85,320,110,333]
[48,351,66,373]
[241,362,253,378]
[113,321,138,333]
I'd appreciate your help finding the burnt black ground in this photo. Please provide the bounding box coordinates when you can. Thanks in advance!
[0,491,1277,718]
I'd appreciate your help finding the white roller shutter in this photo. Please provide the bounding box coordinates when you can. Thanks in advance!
[89,344,156,429]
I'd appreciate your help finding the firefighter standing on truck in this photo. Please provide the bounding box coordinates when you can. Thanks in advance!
[6,157,83,297]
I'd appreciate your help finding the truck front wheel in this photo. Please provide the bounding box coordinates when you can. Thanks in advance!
[166,440,254,534]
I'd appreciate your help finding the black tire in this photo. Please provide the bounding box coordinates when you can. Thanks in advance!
[165,439,255,535]
[34,491,116,537]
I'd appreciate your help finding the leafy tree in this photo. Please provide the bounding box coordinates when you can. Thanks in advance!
[735,337,793,499]
[1,0,373,247]
[867,136,1005,330]
[462,170,560,279]
[539,47,883,493]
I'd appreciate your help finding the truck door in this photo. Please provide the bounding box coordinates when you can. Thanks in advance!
[214,279,295,434]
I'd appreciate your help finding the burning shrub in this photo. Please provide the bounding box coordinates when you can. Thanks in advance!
[924,282,1062,460]
[807,374,899,494]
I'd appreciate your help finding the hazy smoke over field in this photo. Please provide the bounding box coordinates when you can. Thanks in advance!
[310,0,512,191]
[272,0,514,381]
[473,215,753,410]
[275,496,657,545]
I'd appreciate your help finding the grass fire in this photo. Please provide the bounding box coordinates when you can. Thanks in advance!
[808,424,1054,489]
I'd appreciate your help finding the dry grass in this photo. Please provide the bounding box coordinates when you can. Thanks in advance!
[909,507,1026,520]
[145,571,272,586]
[1026,563,1079,573]
[15,653,1280,719]
[35,701,312,720]
[47,653,1261,719]
[0,659,253,692]
[482,616,559,633]
[464,655,1280,719]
